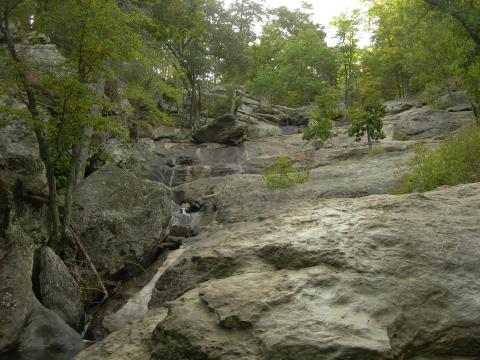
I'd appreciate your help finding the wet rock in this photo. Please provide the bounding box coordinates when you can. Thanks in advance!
[192,114,246,144]
[72,164,172,279]
[37,247,84,330]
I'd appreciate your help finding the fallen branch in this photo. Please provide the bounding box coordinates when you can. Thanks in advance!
[69,223,109,303]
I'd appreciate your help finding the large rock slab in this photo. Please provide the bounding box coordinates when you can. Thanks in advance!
[38,247,84,330]
[192,114,246,144]
[146,183,480,359]
[18,297,84,354]
[72,165,173,279]
[173,150,411,225]
[386,105,473,140]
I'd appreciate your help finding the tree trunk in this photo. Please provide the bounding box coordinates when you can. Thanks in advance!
[62,143,80,243]
[187,73,200,129]
[367,133,372,152]
[230,81,237,115]
[74,126,93,184]
[1,17,61,242]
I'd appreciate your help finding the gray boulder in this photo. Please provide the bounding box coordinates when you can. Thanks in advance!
[385,99,422,114]
[387,105,473,139]
[73,308,168,360]
[0,225,35,353]
[192,114,246,144]
[72,165,172,279]
[38,247,84,330]
[18,297,84,353]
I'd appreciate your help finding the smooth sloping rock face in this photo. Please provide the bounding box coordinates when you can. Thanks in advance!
[72,165,173,279]
[139,183,480,360]
[173,150,410,226]
[192,114,246,144]
[38,247,84,330]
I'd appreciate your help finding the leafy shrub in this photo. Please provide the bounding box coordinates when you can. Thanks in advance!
[304,85,340,141]
[396,124,480,193]
[303,117,332,141]
[262,156,309,188]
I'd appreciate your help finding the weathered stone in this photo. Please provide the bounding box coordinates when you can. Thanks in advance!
[384,99,421,114]
[38,247,84,330]
[172,150,410,226]
[144,183,480,360]
[0,225,35,353]
[73,308,168,360]
[18,297,84,353]
[72,164,172,279]
[192,114,246,144]
[137,123,181,140]
[386,105,473,139]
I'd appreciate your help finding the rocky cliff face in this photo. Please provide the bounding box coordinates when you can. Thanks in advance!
[71,96,480,360]
[75,183,480,360]
[1,66,478,360]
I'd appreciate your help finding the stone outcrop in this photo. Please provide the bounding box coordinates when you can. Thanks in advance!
[72,164,173,280]
[74,308,168,360]
[0,224,36,353]
[18,297,84,353]
[173,150,410,226]
[75,183,480,360]
[192,114,246,144]
[37,247,84,330]
[387,105,473,140]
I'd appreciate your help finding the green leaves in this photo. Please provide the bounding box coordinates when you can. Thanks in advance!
[397,124,480,193]
[304,85,340,141]
[248,6,337,107]
[262,156,310,189]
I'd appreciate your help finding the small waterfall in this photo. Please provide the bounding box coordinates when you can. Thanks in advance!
[169,168,176,188]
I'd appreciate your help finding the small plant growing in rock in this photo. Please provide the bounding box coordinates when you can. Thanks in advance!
[262,156,309,188]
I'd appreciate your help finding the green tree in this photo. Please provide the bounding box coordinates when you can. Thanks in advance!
[331,9,361,108]
[303,85,340,141]
[347,79,386,151]
[248,5,337,107]
[1,0,142,246]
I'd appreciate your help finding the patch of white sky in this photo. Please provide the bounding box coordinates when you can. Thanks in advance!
[225,0,372,47]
